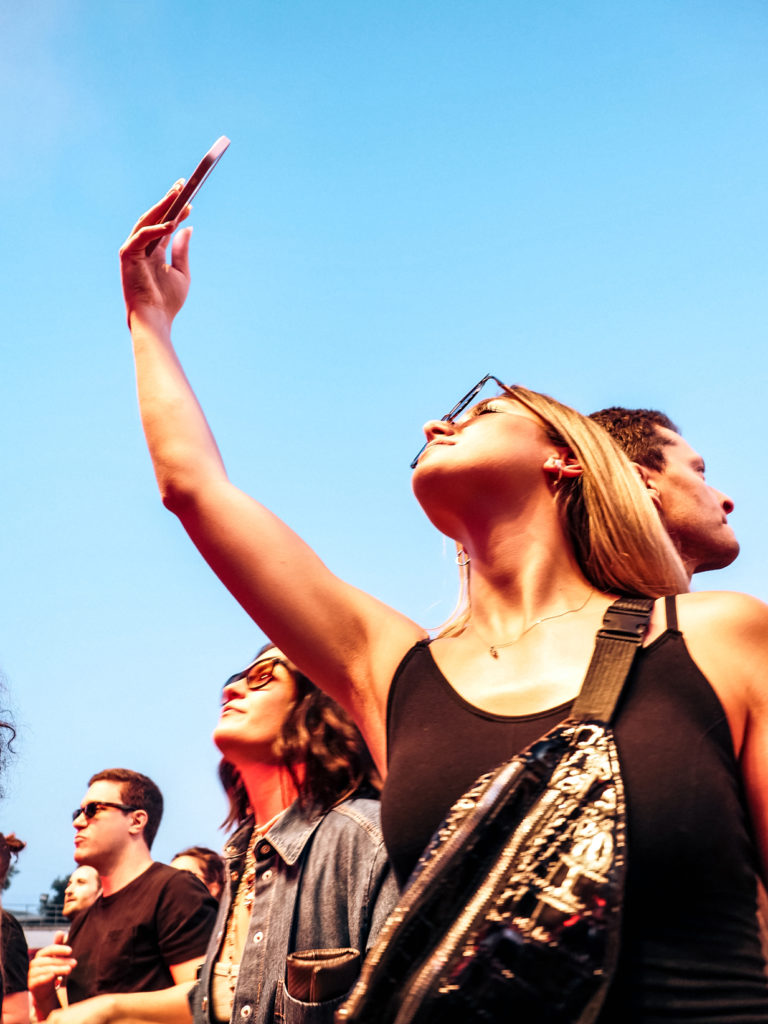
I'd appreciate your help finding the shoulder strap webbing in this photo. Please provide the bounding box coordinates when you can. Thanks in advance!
[571,595,654,724]
[664,593,678,631]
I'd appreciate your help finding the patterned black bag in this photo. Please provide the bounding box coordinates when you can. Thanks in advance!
[337,596,653,1024]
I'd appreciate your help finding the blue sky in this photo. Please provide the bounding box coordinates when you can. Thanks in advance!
[1,0,766,907]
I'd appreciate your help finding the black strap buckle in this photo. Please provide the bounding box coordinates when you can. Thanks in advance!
[597,599,654,643]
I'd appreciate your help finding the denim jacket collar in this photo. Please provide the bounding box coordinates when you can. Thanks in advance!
[223,800,327,868]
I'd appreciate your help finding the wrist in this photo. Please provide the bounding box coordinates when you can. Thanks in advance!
[127,304,174,337]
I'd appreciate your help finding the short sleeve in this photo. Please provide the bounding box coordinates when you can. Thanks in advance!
[154,869,218,967]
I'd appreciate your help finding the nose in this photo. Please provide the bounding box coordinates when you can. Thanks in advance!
[221,680,243,703]
[718,490,734,515]
[422,418,457,442]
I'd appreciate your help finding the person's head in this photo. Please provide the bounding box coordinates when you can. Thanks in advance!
[73,768,164,870]
[171,846,225,900]
[589,406,738,575]
[411,376,688,630]
[0,832,25,888]
[62,865,102,919]
[215,643,378,830]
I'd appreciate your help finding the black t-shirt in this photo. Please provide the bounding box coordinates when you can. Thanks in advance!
[67,862,217,1003]
[1,910,30,994]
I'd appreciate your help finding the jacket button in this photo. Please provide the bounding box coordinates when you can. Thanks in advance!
[262,869,273,882]
[201,997,208,1011]
[240,1006,252,1018]
[253,931,264,943]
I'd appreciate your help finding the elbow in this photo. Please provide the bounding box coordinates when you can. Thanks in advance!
[159,473,200,517]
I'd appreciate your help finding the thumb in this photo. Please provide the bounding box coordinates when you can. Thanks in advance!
[171,226,193,278]
[54,930,68,944]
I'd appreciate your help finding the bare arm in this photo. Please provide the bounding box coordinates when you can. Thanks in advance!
[167,959,202,986]
[45,984,193,1024]
[2,992,31,1024]
[119,191,424,767]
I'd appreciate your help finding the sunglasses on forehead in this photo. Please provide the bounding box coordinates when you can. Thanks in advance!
[410,373,511,469]
[72,800,140,823]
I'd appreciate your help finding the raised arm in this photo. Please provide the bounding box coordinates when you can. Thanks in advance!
[119,189,424,767]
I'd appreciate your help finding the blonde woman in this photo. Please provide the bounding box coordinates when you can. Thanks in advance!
[117,187,768,1021]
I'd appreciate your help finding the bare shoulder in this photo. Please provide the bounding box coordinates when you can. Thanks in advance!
[675,591,768,712]
[675,590,768,640]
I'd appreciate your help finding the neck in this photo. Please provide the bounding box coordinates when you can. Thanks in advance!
[237,761,301,827]
[461,516,596,634]
[95,844,153,898]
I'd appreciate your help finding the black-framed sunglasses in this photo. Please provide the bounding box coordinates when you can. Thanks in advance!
[222,655,290,696]
[72,801,140,823]
[410,373,511,469]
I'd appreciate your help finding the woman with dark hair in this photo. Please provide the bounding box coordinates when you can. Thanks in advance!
[171,848,225,902]
[114,187,768,1020]
[46,645,395,1024]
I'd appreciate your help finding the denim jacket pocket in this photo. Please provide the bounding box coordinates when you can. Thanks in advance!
[274,979,349,1024]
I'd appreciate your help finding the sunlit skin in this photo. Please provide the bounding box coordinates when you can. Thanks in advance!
[62,866,101,919]
[72,781,147,881]
[641,427,739,576]
[213,647,302,826]
[117,190,768,921]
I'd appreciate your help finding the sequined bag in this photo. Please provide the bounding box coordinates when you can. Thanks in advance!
[337,596,653,1024]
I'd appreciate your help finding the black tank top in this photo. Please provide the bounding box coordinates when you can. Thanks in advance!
[381,598,768,1022]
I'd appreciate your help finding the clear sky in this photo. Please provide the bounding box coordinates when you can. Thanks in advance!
[1,0,766,908]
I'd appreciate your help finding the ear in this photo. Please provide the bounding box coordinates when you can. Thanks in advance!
[543,451,583,480]
[128,809,149,838]
[633,462,662,510]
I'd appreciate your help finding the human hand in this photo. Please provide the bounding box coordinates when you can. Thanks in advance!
[28,933,76,1018]
[119,183,193,328]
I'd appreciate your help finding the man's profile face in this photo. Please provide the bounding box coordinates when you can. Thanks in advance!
[650,427,739,575]
[72,780,138,870]
[63,865,101,918]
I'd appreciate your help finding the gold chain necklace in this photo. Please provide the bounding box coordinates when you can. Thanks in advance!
[221,810,284,991]
[473,589,594,658]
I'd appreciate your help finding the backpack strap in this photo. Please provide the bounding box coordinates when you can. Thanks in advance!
[571,595,654,724]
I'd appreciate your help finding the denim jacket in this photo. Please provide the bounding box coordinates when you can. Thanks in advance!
[190,796,398,1024]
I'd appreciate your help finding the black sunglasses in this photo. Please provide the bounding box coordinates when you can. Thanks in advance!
[72,801,140,823]
[410,373,510,469]
[222,655,290,695]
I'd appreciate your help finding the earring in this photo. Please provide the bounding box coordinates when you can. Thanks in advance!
[456,549,471,567]
[545,456,564,484]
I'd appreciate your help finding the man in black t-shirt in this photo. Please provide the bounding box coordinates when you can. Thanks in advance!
[28,768,217,1019]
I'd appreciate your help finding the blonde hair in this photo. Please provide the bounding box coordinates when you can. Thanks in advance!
[438,383,688,638]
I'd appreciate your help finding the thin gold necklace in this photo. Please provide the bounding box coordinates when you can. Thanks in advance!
[473,589,594,658]
[221,810,284,991]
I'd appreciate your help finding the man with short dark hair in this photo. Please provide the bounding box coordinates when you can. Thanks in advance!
[28,769,217,1019]
[589,406,739,577]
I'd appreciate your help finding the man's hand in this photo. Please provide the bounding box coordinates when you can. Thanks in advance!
[28,933,77,1021]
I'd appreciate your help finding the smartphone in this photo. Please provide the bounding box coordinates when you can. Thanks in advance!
[145,135,231,255]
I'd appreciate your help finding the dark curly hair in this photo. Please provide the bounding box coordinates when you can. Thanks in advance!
[589,406,679,472]
[219,644,380,831]
[0,670,16,798]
